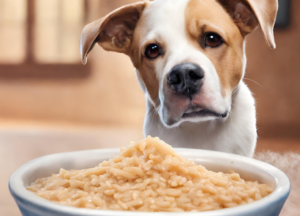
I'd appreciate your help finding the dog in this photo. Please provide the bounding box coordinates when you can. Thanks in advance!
[80,0,278,157]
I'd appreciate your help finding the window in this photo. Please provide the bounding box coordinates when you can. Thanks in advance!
[0,0,90,78]
[0,0,27,63]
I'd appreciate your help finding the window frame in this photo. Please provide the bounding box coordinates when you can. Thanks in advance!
[0,0,90,79]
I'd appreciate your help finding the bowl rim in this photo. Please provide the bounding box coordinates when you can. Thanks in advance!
[9,148,290,216]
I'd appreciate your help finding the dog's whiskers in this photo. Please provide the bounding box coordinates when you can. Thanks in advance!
[243,78,264,89]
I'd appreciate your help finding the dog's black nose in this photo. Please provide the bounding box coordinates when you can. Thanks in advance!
[168,63,204,96]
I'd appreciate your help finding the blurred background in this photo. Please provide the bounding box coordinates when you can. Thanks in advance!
[0,0,299,215]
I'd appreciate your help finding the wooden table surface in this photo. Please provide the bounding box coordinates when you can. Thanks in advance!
[1,122,299,216]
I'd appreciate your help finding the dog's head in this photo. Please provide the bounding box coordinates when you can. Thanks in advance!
[81,0,278,127]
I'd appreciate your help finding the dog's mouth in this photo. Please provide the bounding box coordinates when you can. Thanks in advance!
[162,106,229,127]
[182,108,228,119]
[161,93,229,127]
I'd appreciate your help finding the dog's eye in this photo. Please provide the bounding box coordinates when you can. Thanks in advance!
[145,44,161,59]
[205,33,223,48]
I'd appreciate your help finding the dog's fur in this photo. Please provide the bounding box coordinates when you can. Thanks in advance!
[80,0,278,157]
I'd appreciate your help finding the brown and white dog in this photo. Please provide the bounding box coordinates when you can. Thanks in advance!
[80,0,278,157]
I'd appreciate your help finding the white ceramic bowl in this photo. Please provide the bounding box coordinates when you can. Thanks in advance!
[9,148,290,216]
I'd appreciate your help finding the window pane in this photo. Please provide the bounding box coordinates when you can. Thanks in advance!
[34,0,84,63]
[0,0,27,63]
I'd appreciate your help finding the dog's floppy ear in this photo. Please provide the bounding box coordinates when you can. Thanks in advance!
[218,0,278,49]
[80,2,147,65]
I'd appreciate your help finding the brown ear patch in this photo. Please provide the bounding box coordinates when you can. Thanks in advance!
[80,2,147,65]
[218,0,258,35]
[217,0,278,49]
[98,4,146,53]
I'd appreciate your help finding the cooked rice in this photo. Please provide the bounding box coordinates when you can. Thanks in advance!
[27,136,273,212]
